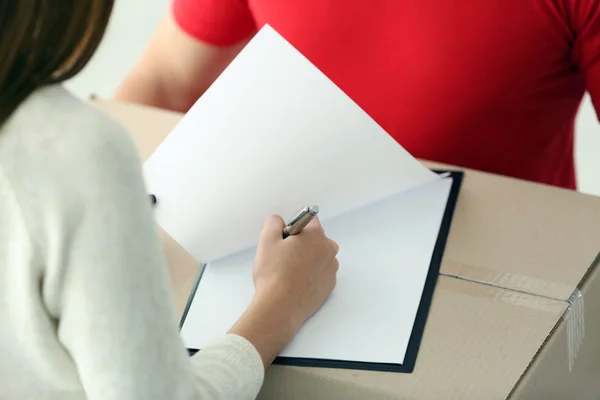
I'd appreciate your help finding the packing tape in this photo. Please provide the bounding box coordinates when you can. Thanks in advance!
[492,290,566,314]
[441,261,574,300]
[440,273,567,313]
[564,289,585,372]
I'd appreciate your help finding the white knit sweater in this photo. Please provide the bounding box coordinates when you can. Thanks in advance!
[0,85,264,400]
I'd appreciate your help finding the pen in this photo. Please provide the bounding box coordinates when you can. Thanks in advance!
[283,205,319,238]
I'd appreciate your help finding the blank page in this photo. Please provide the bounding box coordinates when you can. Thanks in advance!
[181,177,453,365]
[142,25,437,264]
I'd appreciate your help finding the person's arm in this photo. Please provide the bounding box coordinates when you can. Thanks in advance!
[33,116,264,399]
[115,0,257,113]
[229,214,339,368]
[31,110,338,399]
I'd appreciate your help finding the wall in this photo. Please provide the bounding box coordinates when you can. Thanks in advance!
[65,0,600,196]
[575,95,600,196]
[65,0,169,101]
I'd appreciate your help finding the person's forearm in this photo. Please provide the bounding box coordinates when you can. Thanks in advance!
[114,73,164,109]
[228,294,301,368]
[114,69,196,113]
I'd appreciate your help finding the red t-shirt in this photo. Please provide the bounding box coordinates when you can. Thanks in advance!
[172,0,600,190]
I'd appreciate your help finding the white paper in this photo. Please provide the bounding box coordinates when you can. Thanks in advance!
[143,25,437,263]
[180,177,453,364]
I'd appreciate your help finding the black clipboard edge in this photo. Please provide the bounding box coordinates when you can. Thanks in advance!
[400,169,463,372]
[181,169,464,373]
[179,263,206,330]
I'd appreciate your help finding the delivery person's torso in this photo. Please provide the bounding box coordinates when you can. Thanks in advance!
[246,0,593,189]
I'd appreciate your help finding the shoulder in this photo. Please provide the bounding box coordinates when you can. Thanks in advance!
[1,85,144,194]
[0,85,148,238]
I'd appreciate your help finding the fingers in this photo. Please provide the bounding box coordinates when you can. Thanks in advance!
[260,214,339,259]
[304,216,325,234]
[304,218,338,256]
[326,258,339,293]
[259,214,286,242]
[328,239,340,256]
[329,257,339,272]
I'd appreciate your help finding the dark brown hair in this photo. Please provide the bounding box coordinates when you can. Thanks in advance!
[0,0,115,124]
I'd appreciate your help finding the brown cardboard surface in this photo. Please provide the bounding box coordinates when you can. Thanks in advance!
[157,229,201,315]
[428,161,600,302]
[91,98,600,398]
[509,255,600,400]
[258,276,565,400]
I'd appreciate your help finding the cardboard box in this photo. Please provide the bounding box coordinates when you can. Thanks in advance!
[91,98,600,399]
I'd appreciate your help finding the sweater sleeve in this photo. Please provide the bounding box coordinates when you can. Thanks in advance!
[29,113,264,399]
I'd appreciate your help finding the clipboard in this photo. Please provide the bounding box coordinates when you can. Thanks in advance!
[179,169,463,373]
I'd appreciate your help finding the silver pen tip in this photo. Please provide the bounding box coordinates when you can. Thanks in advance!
[308,205,319,215]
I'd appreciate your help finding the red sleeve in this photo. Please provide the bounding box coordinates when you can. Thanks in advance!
[571,0,600,119]
[172,0,257,46]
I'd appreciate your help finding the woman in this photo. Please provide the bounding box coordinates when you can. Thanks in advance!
[0,2,339,399]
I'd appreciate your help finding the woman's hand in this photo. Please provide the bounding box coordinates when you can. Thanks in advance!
[252,214,339,327]
[228,214,339,368]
